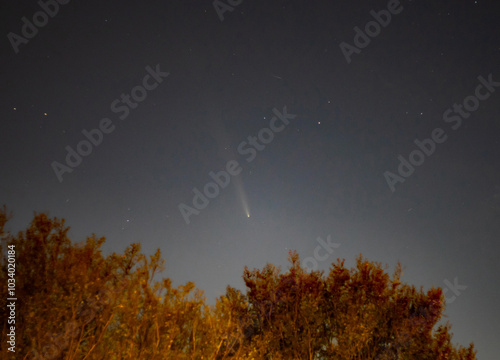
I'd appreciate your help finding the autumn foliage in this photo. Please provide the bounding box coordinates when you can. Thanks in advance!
[0,209,476,359]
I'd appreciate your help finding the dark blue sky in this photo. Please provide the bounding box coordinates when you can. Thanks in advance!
[1,0,499,358]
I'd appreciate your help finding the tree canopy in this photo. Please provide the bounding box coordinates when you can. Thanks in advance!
[0,208,476,359]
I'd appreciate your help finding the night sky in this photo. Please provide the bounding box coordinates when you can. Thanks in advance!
[1,0,499,358]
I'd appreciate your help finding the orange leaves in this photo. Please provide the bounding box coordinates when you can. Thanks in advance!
[0,209,477,360]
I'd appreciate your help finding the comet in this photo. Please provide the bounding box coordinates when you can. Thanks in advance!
[209,113,251,219]
[234,175,251,218]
